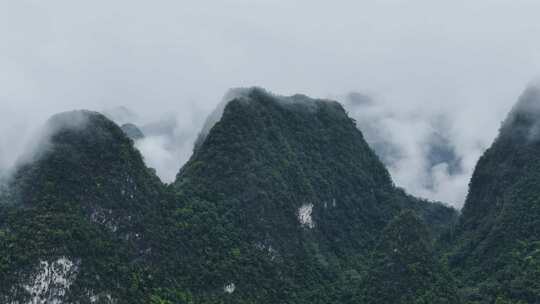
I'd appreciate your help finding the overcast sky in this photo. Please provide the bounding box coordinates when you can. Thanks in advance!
[1,0,540,208]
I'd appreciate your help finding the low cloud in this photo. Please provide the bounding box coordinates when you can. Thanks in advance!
[501,84,540,142]
[106,106,207,183]
[2,0,539,207]
[342,92,497,208]
[0,110,93,194]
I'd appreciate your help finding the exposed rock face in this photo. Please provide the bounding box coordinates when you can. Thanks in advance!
[297,203,315,229]
[21,257,79,304]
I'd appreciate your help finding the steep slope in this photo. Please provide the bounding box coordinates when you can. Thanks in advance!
[0,111,167,303]
[169,88,458,302]
[450,86,540,303]
[363,211,459,304]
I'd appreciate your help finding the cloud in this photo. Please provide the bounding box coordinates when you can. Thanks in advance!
[0,110,93,193]
[500,84,540,142]
[341,92,497,208]
[109,105,207,183]
[135,135,180,182]
[0,109,46,179]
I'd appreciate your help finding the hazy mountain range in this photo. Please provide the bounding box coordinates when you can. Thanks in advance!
[1,86,540,303]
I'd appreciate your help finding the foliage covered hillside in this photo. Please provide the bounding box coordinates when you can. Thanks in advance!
[168,88,458,302]
[0,89,460,304]
[363,211,459,304]
[0,111,169,303]
[449,86,540,303]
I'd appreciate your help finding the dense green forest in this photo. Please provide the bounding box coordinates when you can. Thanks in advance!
[1,87,539,303]
[447,86,540,304]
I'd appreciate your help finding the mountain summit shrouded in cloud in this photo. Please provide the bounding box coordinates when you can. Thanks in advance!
[2,86,540,303]
[0,110,167,303]
[500,85,540,143]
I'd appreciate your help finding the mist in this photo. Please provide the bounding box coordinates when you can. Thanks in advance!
[342,92,491,207]
[499,84,540,143]
[2,0,540,208]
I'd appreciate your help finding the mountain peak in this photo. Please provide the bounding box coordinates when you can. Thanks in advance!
[8,110,159,208]
[47,109,95,130]
[21,110,121,163]
[499,85,540,143]
[223,86,344,115]
[1,110,165,302]
[194,87,346,151]
[46,109,118,136]
[181,88,393,193]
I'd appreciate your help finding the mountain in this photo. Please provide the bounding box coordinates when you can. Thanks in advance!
[342,93,464,197]
[103,106,139,126]
[0,89,459,304]
[169,88,458,302]
[449,86,540,303]
[0,110,168,303]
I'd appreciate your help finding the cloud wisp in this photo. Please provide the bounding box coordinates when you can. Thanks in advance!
[342,91,501,208]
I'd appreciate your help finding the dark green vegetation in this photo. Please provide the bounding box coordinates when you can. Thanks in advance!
[0,111,169,303]
[0,86,538,303]
[363,211,459,304]
[169,89,457,303]
[448,86,540,304]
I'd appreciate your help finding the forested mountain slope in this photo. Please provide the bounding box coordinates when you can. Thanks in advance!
[449,86,540,303]
[363,211,459,304]
[0,89,459,303]
[169,88,458,302]
[0,111,169,303]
